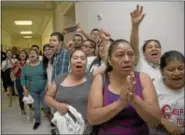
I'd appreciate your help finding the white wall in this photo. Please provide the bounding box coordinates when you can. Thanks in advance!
[63,4,75,28]
[12,38,41,49]
[42,17,53,46]
[75,2,184,55]
[52,2,74,32]
[2,28,12,50]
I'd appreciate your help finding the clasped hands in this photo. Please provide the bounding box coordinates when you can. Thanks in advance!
[119,72,137,105]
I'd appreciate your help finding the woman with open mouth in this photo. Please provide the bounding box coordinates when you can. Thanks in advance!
[151,50,184,135]
[136,39,162,81]
[21,49,47,130]
[126,5,162,81]
[45,49,96,134]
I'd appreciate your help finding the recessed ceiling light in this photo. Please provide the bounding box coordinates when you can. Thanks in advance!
[20,31,32,34]
[23,36,32,39]
[14,20,32,25]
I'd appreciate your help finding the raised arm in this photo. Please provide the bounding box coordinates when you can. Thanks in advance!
[130,5,145,65]
[76,23,96,42]
[87,74,127,125]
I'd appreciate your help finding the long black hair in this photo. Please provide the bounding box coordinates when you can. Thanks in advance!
[88,38,114,72]
[18,49,28,61]
[42,44,54,70]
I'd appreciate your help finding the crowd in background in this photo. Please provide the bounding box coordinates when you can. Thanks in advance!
[1,5,184,135]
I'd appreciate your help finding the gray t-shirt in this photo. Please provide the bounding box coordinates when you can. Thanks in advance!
[55,73,93,119]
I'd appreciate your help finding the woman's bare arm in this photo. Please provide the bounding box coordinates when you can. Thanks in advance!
[130,72,161,126]
[87,74,127,125]
[44,82,58,108]
[92,65,106,77]
[130,25,140,65]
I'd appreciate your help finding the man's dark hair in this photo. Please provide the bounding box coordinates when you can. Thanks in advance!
[50,32,64,42]
[142,39,161,53]
[31,44,40,50]
[73,34,84,41]
[90,28,100,34]
[42,44,53,70]
[83,39,96,49]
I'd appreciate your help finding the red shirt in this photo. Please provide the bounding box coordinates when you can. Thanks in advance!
[12,60,26,78]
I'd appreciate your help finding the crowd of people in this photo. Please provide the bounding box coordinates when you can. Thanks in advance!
[1,5,184,135]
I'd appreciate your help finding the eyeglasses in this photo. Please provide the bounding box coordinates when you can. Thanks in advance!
[82,45,92,48]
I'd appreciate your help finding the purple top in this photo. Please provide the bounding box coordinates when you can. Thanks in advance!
[98,72,149,135]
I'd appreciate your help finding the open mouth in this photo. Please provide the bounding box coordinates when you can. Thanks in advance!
[172,78,182,81]
[151,52,159,58]
[75,65,83,70]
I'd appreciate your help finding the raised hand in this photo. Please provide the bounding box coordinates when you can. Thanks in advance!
[76,23,83,33]
[130,5,145,26]
[100,29,111,41]
[62,29,68,35]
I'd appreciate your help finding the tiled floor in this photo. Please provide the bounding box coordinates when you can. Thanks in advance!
[1,90,51,134]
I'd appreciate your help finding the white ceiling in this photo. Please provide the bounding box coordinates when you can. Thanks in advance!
[2,1,54,38]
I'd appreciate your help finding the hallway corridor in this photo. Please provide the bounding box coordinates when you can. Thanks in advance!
[1,90,51,134]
